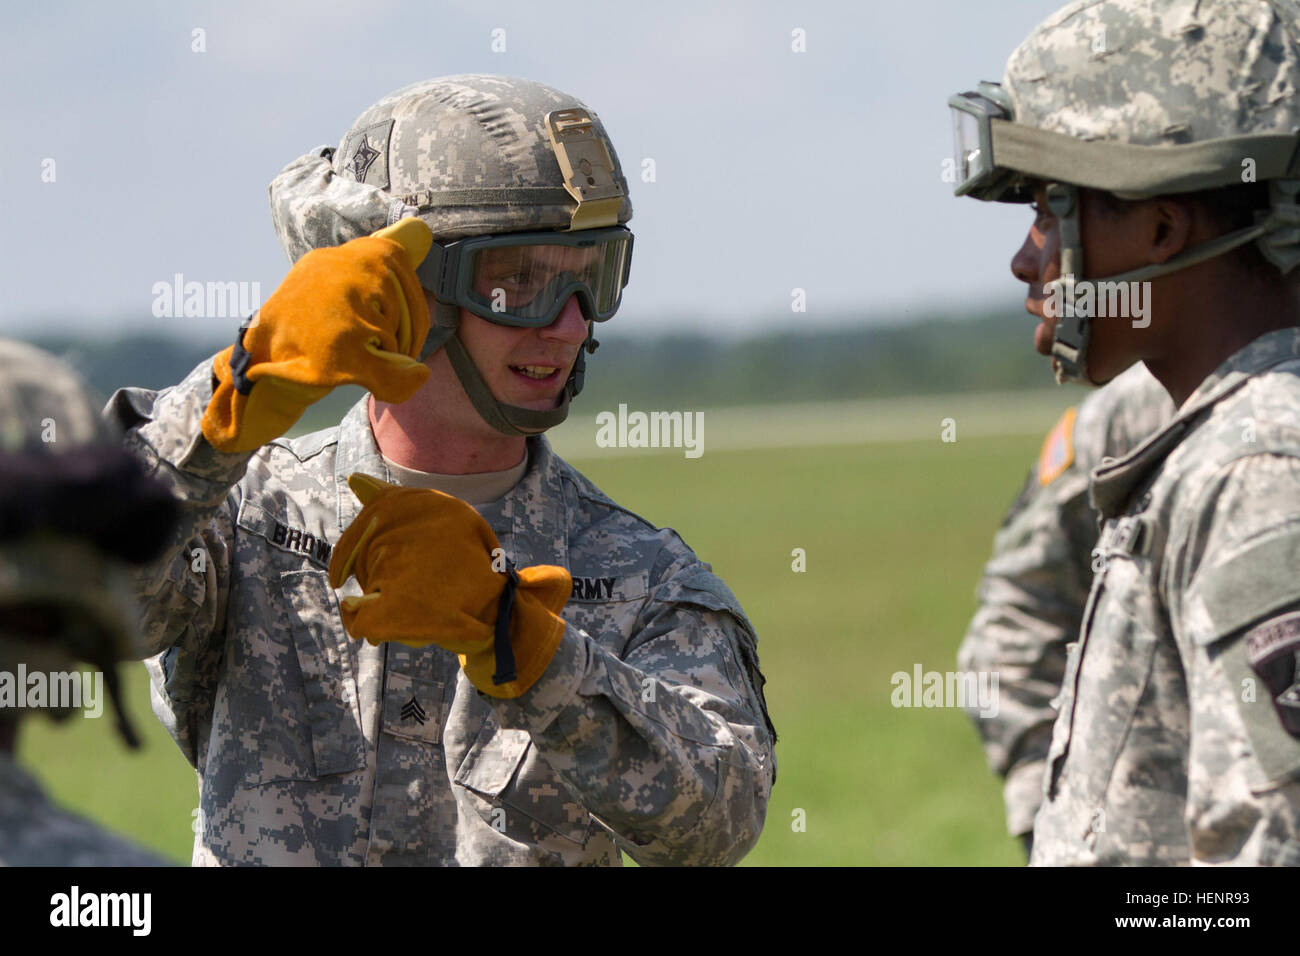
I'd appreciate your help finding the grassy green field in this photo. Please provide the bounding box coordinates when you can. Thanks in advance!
[19,393,1077,865]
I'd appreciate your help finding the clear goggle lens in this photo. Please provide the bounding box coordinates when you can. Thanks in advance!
[947,83,1015,200]
[463,233,631,325]
[952,106,988,192]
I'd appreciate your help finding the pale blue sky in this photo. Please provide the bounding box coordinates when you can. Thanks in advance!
[0,0,1057,340]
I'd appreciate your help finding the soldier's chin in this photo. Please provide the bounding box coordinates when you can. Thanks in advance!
[1085,354,1138,388]
[1034,318,1055,356]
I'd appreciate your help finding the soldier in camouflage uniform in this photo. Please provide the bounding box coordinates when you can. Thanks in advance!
[958,364,1173,856]
[950,0,1300,863]
[110,76,775,866]
[0,338,175,866]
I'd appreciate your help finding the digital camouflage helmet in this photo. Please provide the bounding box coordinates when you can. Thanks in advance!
[270,75,634,434]
[949,0,1300,383]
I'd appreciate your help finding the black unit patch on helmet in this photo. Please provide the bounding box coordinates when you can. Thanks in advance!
[341,119,394,188]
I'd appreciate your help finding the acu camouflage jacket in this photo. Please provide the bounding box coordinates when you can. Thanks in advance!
[1031,329,1300,865]
[108,358,775,866]
[958,364,1174,838]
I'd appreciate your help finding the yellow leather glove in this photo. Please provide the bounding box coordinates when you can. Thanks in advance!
[327,473,571,699]
[202,219,434,453]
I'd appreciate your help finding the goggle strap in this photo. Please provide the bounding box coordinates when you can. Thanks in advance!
[994,122,1298,198]
[417,302,460,363]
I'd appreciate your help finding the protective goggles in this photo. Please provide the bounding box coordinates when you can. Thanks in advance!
[947,82,1030,203]
[417,226,633,328]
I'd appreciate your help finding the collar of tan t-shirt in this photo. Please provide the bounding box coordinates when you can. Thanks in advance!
[380,450,529,505]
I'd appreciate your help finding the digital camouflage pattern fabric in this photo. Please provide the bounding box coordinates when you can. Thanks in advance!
[954,0,1300,862]
[270,75,633,267]
[1032,329,1300,865]
[1005,0,1300,150]
[108,359,775,866]
[958,363,1174,838]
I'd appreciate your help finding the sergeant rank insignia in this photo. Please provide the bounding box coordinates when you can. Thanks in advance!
[400,696,427,725]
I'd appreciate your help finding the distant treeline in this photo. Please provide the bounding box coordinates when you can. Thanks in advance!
[21,306,1056,432]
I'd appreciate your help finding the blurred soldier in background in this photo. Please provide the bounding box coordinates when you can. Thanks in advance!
[958,364,1173,858]
[109,75,774,866]
[0,338,176,865]
[950,0,1300,863]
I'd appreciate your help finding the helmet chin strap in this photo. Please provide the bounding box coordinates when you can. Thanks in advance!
[1045,178,1300,385]
[419,300,595,437]
[1045,183,1090,385]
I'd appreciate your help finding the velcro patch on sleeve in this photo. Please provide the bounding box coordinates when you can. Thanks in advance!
[1213,609,1300,789]
[1246,611,1300,740]
[1037,406,1077,487]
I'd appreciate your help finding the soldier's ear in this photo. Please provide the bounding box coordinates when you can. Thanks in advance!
[1146,198,1196,265]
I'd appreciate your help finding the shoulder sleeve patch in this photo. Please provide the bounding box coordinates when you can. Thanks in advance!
[1218,609,1300,787]
[1246,611,1300,741]
[1192,527,1300,644]
[1037,406,1077,487]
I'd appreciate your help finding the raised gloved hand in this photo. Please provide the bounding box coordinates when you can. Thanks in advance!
[327,473,572,699]
[202,218,434,453]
